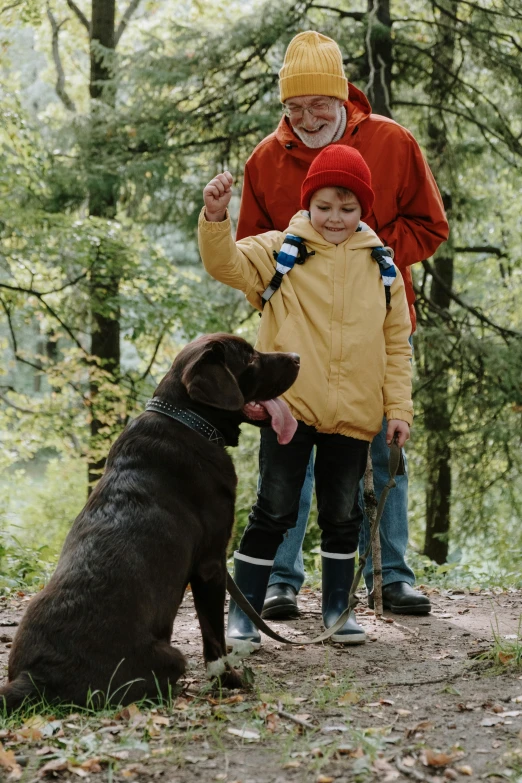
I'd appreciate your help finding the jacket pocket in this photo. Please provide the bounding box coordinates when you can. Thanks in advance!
[273,313,299,353]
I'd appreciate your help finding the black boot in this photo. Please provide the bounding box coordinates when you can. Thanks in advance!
[322,553,366,645]
[262,583,299,620]
[368,582,431,615]
[226,552,272,651]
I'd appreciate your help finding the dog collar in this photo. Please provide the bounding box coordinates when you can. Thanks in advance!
[145,397,226,448]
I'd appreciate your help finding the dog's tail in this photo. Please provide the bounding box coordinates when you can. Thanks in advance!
[0,672,40,714]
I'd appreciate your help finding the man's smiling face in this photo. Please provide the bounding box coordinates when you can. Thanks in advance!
[284,95,344,149]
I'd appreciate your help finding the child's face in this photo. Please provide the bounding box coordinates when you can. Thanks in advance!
[309,188,362,245]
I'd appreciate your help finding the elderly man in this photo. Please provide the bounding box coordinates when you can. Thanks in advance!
[236,31,449,618]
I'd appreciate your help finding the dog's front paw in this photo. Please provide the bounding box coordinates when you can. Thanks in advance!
[206,658,244,690]
[215,666,243,690]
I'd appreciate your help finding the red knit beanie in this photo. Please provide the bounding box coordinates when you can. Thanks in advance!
[301,145,375,219]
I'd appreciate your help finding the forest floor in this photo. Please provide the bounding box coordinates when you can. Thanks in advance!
[0,586,520,783]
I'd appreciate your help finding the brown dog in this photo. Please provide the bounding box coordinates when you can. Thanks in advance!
[0,334,299,710]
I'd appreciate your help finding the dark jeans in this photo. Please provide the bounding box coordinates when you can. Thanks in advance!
[239,422,369,560]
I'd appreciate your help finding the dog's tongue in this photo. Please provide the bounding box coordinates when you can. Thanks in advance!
[258,398,297,445]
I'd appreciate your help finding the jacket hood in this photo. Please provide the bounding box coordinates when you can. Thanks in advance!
[274,83,372,162]
[287,211,383,251]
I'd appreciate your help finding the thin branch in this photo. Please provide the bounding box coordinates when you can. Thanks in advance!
[393,100,522,159]
[139,328,167,381]
[0,393,55,416]
[65,0,90,31]
[454,246,506,257]
[422,260,522,339]
[47,7,76,112]
[0,272,87,297]
[115,0,142,45]
[309,3,365,20]
[0,0,23,14]
[0,283,87,353]
[277,704,315,730]
[0,296,47,372]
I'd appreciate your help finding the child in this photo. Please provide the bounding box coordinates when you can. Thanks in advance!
[198,145,413,647]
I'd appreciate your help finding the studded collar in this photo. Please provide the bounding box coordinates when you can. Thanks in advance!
[145,397,226,448]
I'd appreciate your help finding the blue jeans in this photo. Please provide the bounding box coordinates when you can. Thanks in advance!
[268,417,415,592]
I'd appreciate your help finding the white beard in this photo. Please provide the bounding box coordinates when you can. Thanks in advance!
[292,108,343,149]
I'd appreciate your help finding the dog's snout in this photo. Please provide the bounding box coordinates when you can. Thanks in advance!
[289,353,300,366]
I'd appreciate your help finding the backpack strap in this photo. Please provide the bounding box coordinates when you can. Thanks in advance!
[371,246,396,310]
[261,234,314,306]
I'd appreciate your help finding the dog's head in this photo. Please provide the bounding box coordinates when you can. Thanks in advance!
[154,333,300,445]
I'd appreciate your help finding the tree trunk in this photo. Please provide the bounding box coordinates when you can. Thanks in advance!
[423,229,454,564]
[365,0,393,118]
[423,0,457,563]
[88,0,120,489]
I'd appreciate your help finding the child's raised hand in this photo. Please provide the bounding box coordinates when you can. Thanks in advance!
[386,419,410,449]
[203,171,234,222]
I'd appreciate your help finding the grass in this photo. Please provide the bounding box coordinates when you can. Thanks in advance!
[478,618,522,672]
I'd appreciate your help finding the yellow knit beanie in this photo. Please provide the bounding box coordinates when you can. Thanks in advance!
[279,31,348,103]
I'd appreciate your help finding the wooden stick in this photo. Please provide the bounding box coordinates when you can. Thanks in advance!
[363,450,383,616]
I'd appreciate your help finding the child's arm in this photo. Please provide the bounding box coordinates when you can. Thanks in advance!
[199,173,283,310]
[382,270,414,443]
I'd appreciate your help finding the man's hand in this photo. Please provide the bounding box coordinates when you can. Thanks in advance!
[203,171,234,222]
[386,419,410,449]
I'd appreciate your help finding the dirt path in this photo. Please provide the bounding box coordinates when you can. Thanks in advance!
[0,588,520,782]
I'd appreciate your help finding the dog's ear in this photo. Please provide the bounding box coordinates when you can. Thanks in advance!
[181,347,245,411]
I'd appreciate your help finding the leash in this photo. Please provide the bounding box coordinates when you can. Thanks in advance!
[226,439,404,645]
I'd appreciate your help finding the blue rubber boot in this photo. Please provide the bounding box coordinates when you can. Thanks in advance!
[322,552,366,645]
[226,552,273,651]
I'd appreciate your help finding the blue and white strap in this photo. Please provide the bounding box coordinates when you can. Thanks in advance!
[371,246,397,309]
[262,234,306,304]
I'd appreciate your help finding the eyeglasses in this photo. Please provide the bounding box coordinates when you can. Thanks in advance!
[282,99,336,118]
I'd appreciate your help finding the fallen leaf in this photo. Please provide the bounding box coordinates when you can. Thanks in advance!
[321,724,348,733]
[316,776,334,783]
[481,716,504,727]
[265,713,279,732]
[184,755,209,764]
[227,727,260,740]
[396,709,411,717]
[69,767,88,778]
[151,715,170,726]
[0,745,22,780]
[115,703,142,722]
[38,758,68,778]
[410,720,434,734]
[282,761,301,769]
[455,765,473,776]
[337,691,360,705]
[421,748,459,767]
[81,758,103,773]
[444,769,458,780]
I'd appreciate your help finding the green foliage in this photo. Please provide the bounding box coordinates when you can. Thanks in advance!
[1,0,521,585]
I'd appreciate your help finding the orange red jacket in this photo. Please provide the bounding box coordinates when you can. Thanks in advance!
[237,84,449,332]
